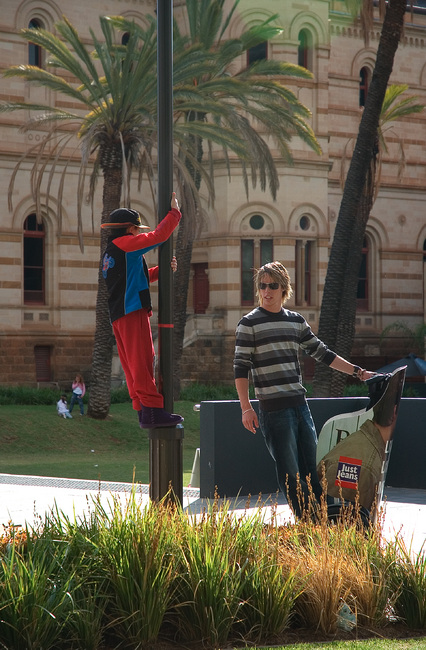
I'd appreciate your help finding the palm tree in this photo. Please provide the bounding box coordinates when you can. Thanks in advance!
[1,4,320,416]
[336,83,423,391]
[381,321,426,358]
[2,15,168,418]
[113,1,322,394]
[312,0,412,397]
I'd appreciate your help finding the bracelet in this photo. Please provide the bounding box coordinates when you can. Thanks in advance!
[352,365,364,379]
[242,408,253,416]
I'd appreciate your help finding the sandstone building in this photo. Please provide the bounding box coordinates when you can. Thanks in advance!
[1,0,425,388]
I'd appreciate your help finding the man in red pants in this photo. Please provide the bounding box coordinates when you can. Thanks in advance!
[101,192,183,429]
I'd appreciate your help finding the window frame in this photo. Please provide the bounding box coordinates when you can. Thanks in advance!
[247,40,268,66]
[297,29,312,70]
[359,66,370,107]
[241,238,273,306]
[23,214,46,305]
[295,239,316,307]
[28,18,43,67]
[356,236,369,312]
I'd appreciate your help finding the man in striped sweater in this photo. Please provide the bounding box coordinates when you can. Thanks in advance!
[234,261,375,518]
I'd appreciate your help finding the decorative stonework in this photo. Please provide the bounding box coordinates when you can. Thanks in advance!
[1,0,425,385]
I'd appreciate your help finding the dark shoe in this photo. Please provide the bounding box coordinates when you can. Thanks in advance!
[139,406,183,429]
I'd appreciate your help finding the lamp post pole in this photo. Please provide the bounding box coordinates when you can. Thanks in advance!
[149,0,184,506]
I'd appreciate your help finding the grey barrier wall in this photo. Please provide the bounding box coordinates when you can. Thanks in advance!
[199,398,426,499]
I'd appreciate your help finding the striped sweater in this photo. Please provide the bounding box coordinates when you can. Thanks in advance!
[234,307,336,411]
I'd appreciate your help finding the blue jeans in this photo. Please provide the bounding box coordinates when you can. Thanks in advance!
[259,403,322,517]
[69,392,84,415]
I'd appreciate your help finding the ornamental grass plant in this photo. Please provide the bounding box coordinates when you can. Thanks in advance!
[279,495,396,635]
[0,528,75,649]
[0,488,425,648]
[389,536,426,629]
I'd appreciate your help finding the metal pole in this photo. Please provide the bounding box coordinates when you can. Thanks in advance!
[150,0,183,506]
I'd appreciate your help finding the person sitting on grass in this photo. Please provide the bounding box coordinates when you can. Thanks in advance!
[57,395,72,419]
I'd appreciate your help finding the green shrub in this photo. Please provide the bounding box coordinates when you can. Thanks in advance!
[179,382,258,402]
[0,386,59,405]
[0,494,424,648]
[1,380,422,406]
[343,383,369,397]
[390,538,426,628]
[109,384,131,403]
[179,381,238,401]
[0,385,130,406]
[0,537,74,649]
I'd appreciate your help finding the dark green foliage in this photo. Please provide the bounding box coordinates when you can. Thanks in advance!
[0,385,129,406]
[0,495,424,648]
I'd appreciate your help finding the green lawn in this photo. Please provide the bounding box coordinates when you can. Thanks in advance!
[252,639,426,649]
[0,401,200,485]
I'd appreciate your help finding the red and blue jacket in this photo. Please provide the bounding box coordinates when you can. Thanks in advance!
[102,208,181,324]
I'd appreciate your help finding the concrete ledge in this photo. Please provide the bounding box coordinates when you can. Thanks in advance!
[199,398,426,498]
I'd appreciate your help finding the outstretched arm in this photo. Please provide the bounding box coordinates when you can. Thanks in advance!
[117,192,181,253]
[330,355,375,382]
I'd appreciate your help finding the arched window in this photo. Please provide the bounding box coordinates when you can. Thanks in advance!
[298,29,312,70]
[28,19,43,67]
[241,237,273,305]
[356,236,369,311]
[359,67,370,107]
[247,41,267,66]
[121,32,130,45]
[295,234,316,306]
[23,214,45,304]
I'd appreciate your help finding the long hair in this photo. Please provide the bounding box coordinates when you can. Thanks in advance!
[255,261,293,306]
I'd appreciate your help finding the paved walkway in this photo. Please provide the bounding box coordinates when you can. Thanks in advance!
[0,474,425,555]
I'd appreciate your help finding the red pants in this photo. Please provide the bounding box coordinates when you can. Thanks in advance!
[113,309,164,410]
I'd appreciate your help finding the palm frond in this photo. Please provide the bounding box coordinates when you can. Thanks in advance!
[3,4,322,255]
[240,59,314,81]
[380,321,426,348]
[174,121,248,159]
[377,84,424,153]
[54,17,105,94]
[45,134,79,220]
[2,66,91,108]
[381,90,424,125]
[238,17,283,51]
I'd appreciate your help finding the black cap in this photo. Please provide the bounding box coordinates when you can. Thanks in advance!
[101,208,149,229]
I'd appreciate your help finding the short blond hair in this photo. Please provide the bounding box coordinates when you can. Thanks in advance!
[255,262,293,306]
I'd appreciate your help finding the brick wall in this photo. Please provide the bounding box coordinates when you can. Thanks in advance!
[0,334,93,387]
[180,334,236,384]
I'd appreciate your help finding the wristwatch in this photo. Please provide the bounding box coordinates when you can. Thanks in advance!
[352,365,363,379]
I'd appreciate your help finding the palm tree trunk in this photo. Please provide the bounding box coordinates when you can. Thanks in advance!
[313,0,406,397]
[88,167,122,419]
[330,152,378,396]
[173,221,194,397]
[173,121,203,397]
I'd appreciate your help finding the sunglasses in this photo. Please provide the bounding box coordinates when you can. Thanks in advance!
[259,282,280,290]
